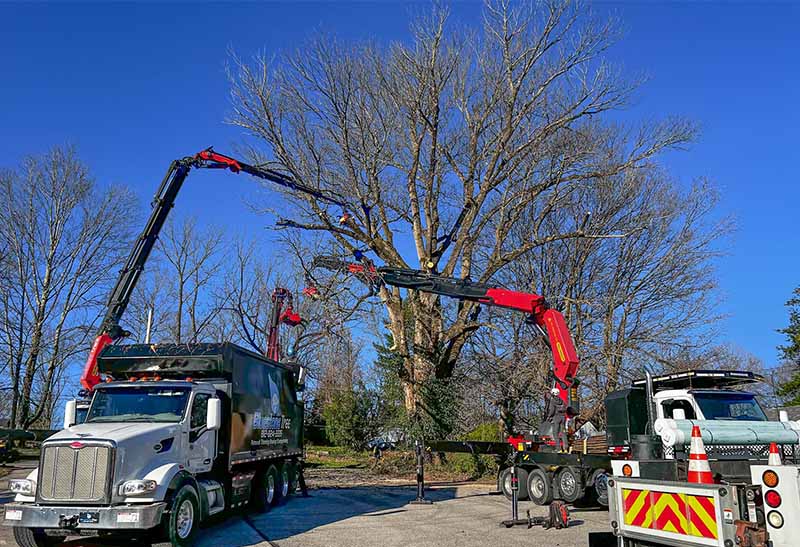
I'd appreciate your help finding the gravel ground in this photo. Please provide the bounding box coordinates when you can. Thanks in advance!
[0,460,610,547]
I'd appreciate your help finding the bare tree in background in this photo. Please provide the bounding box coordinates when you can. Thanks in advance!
[462,172,729,432]
[215,237,373,373]
[0,146,133,428]
[228,1,697,424]
[158,218,224,344]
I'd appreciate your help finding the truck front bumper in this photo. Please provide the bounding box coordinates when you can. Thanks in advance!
[2,502,166,530]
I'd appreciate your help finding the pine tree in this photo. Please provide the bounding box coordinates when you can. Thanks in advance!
[777,287,800,404]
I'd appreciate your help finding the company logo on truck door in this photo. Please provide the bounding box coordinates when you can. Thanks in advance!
[622,488,718,539]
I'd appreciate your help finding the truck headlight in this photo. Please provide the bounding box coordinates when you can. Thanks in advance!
[119,480,157,496]
[9,479,35,495]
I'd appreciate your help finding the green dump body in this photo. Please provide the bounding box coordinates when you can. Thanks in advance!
[97,342,304,468]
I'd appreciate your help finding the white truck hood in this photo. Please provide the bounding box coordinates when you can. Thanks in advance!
[46,421,183,499]
[53,421,179,443]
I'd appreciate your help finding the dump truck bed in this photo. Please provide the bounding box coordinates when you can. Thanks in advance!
[98,342,304,468]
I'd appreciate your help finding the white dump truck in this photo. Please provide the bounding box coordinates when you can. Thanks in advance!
[602,370,800,547]
[3,343,306,547]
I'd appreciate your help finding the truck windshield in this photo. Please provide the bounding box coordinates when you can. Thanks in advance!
[86,386,190,423]
[694,392,767,421]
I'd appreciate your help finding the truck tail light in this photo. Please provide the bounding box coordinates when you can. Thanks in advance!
[767,510,784,529]
[764,490,782,508]
[762,470,779,488]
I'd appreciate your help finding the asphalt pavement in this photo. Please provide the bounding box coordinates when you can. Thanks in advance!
[1,461,609,547]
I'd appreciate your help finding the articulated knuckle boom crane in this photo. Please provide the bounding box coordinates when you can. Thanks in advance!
[80,148,323,391]
[305,256,580,422]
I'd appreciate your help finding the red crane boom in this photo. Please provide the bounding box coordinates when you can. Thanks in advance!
[305,258,580,405]
[80,148,325,391]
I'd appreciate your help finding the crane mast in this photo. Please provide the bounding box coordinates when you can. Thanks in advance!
[81,148,327,390]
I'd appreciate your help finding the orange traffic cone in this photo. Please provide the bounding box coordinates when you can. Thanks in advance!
[768,442,782,466]
[687,425,714,484]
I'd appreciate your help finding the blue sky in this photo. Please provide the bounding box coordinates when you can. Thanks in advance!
[2,2,798,367]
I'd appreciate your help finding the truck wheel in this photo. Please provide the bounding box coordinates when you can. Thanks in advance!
[162,485,199,547]
[12,527,64,547]
[591,470,609,508]
[555,467,584,503]
[252,465,280,512]
[279,463,291,500]
[527,468,553,505]
[285,461,299,495]
[499,467,529,501]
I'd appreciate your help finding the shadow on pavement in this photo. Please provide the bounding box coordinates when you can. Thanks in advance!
[245,485,459,543]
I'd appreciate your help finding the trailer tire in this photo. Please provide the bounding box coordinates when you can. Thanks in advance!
[527,468,553,505]
[499,467,529,501]
[555,467,584,503]
[253,465,281,512]
[161,485,199,547]
[13,527,64,547]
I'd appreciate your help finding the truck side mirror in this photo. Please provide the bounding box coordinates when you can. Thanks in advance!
[206,398,222,431]
[64,400,77,429]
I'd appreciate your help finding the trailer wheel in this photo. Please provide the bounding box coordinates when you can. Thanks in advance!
[499,466,529,501]
[527,468,553,505]
[162,485,199,547]
[13,527,64,547]
[555,467,584,503]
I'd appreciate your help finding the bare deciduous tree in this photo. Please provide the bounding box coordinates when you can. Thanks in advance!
[228,1,697,423]
[0,146,133,428]
[157,218,224,344]
[461,172,730,432]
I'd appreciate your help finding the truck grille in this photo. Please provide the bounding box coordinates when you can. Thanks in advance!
[38,443,112,503]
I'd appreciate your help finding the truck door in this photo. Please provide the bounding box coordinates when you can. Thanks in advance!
[187,392,216,474]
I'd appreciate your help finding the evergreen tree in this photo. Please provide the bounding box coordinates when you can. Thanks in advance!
[777,287,800,404]
[372,334,407,429]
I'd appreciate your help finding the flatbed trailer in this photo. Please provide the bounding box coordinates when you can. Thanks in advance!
[427,439,612,507]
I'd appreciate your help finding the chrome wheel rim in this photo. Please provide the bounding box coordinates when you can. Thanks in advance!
[176,499,194,539]
[281,469,290,497]
[503,473,513,495]
[267,474,276,504]
[594,472,608,500]
[531,475,545,498]
[560,471,576,497]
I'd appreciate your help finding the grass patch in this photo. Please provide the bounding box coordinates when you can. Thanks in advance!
[305,445,372,469]
[305,443,499,482]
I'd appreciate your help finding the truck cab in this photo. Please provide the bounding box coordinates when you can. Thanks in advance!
[4,343,305,547]
[653,388,768,421]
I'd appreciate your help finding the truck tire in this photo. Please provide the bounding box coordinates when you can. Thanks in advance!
[279,462,291,500]
[285,461,299,495]
[527,468,553,505]
[591,470,609,508]
[499,466,529,501]
[555,467,584,503]
[252,465,280,512]
[12,527,64,547]
[162,485,200,547]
